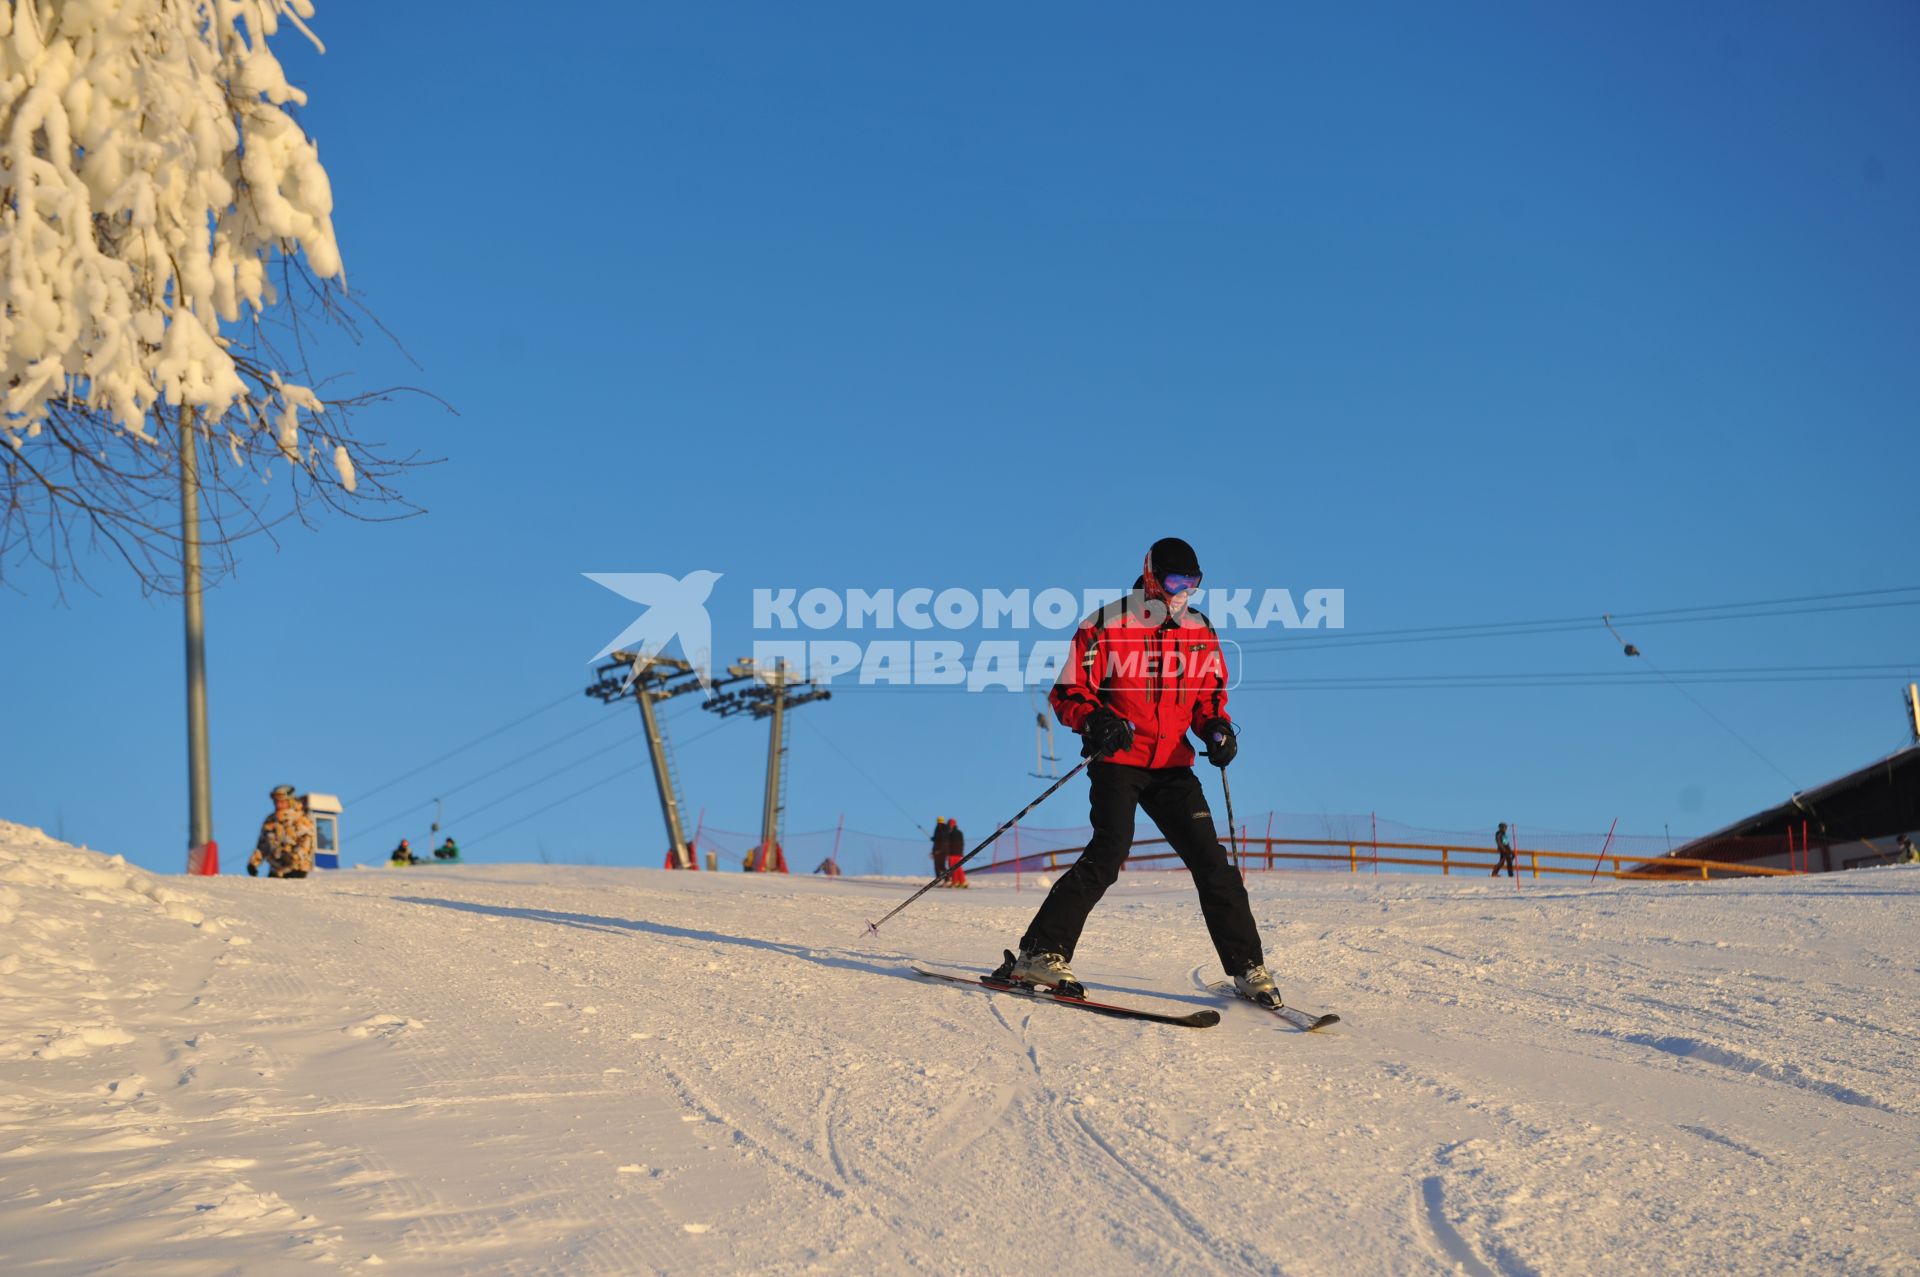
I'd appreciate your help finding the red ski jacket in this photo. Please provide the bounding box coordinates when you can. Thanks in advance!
[1049,590,1231,770]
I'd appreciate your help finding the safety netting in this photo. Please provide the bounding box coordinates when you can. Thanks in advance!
[684,814,1690,879]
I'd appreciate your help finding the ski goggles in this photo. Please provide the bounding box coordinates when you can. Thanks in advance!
[1159,571,1203,595]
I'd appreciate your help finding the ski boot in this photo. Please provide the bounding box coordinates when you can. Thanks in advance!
[994,948,1086,999]
[1233,963,1283,1009]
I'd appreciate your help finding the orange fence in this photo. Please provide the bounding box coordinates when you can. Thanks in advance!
[978,834,1798,882]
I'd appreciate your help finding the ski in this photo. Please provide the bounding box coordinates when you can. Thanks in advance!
[1207,982,1341,1032]
[912,964,1221,1029]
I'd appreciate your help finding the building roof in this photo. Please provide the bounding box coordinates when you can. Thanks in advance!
[1661,744,1920,866]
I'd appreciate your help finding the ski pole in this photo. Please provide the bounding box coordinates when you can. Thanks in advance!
[865,761,1087,937]
[1220,767,1240,877]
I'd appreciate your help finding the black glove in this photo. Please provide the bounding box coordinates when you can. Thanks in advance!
[1080,709,1135,759]
[246,861,259,877]
[1200,718,1237,768]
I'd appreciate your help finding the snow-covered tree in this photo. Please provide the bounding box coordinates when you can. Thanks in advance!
[1,0,419,592]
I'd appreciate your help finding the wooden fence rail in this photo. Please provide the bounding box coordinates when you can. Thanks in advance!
[976,833,1796,882]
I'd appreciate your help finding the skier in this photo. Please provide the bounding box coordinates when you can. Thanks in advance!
[389,838,420,867]
[999,537,1282,1007]
[1492,822,1516,877]
[433,837,462,862]
[943,819,969,888]
[930,818,950,883]
[1897,833,1918,865]
[247,784,316,878]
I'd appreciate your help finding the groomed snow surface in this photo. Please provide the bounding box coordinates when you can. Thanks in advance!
[2,819,1915,1276]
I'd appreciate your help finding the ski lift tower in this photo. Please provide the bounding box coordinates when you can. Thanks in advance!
[1029,689,1060,778]
[586,650,725,869]
[702,658,831,872]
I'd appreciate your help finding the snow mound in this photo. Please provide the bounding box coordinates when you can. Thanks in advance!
[342,1012,419,1039]
[0,822,236,1064]
[0,819,215,927]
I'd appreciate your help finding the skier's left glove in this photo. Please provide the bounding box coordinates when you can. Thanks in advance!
[246,861,259,877]
[1080,709,1135,759]
[1200,718,1237,768]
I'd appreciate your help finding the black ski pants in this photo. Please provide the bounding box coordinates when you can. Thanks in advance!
[1019,761,1264,974]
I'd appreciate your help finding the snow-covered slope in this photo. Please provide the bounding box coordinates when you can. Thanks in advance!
[2,818,1915,1275]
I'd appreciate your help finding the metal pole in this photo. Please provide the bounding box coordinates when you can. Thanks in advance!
[1588,816,1620,883]
[757,663,789,870]
[180,405,215,873]
[865,761,1087,937]
[632,672,690,868]
[1220,769,1240,879]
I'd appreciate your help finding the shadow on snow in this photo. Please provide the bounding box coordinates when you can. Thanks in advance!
[394,896,908,981]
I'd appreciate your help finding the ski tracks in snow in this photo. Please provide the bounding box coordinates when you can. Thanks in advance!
[904,963,1293,1275]
[1296,882,1920,1276]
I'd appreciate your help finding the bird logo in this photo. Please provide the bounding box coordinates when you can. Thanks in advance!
[584,570,724,691]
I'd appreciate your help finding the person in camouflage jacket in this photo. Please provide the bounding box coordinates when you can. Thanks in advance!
[248,785,316,878]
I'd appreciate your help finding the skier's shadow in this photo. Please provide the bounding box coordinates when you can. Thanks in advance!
[396,896,907,980]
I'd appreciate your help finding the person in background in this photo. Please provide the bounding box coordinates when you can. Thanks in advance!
[1897,833,1919,865]
[248,784,316,878]
[930,818,950,882]
[813,855,842,877]
[389,838,421,867]
[434,837,461,862]
[943,818,969,888]
[1492,822,1516,878]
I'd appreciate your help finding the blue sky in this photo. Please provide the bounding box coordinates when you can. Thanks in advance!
[5,2,1917,875]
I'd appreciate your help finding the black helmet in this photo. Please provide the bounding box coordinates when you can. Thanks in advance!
[1148,537,1201,578]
